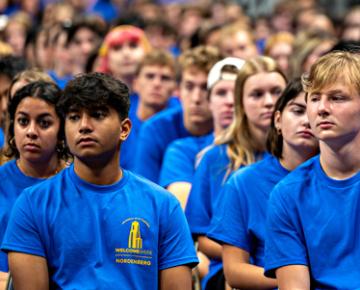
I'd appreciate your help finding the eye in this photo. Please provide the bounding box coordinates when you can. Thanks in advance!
[214,88,227,97]
[291,107,305,115]
[184,82,195,91]
[67,113,80,121]
[330,94,347,102]
[250,90,264,98]
[129,42,139,49]
[91,110,108,120]
[161,75,172,82]
[145,73,155,80]
[309,94,320,102]
[111,44,123,51]
[38,118,52,129]
[271,87,283,96]
[17,116,29,126]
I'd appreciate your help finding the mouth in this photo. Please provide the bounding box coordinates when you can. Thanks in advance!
[261,111,273,119]
[24,143,40,151]
[77,137,98,146]
[297,130,315,138]
[317,121,335,129]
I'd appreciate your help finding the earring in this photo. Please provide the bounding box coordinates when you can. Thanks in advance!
[276,128,282,135]
[9,137,15,147]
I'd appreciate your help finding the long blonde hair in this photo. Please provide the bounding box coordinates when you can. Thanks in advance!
[215,56,286,173]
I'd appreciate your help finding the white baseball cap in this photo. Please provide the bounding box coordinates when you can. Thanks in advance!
[207,57,245,90]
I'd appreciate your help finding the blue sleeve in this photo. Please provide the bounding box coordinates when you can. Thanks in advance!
[159,201,198,270]
[134,123,162,183]
[207,176,251,251]
[159,142,194,187]
[1,191,46,258]
[264,185,308,278]
[185,154,212,236]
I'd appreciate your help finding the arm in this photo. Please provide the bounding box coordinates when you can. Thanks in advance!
[0,271,8,290]
[167,182,192,209]
[275,265,310,290]
[222,244,277,290]
[198,236,222,260]
[8,252,48,290]
[160,265,192,290]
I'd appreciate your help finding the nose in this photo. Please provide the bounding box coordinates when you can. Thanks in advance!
[264,92,275,108]
[317,96,330,116]
[79,114,93,134]
[26,121,38,139]
[191,86,206,104]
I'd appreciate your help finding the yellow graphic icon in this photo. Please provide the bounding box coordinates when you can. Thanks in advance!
[128,221,143,249]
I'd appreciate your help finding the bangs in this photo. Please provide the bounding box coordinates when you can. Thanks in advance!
[107,31,141,47]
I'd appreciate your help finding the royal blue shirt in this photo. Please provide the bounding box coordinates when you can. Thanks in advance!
[2,165,198,289]
[208,155,289,267]
[134,107,192,183]
[121,94,181,171]
[264,155,360,289]
[0,160,46,271]
[159,134,214,187]
[0,128,4,148]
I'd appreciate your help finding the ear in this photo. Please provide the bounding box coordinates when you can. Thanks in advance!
[119,118,132,141]
[274,110,282,133]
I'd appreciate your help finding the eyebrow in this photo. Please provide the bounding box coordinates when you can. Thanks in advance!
[17,111,54,118]
[288,101,306,108]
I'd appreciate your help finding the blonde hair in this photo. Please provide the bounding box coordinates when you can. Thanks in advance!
[302,51,360,95]
[178,45,221,75]
[0,41,13,57]
[215,56,286,173]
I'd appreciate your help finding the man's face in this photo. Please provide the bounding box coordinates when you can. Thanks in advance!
[179,68,212,126]
[306,81,360,147]
[134,65,175,111]
[65,106,131,162]
[69,27,100,68]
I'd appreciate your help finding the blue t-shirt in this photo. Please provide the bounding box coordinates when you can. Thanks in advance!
[0,128,4,148]
[185,144,230,288]
[264,155,360,289]
[208,155,289,267]
[121,94,181,171]
[2,165,198,289]
[47,70,73,89]
[134,107,192,183]
[0,160,46,271]
[159,134,214,187]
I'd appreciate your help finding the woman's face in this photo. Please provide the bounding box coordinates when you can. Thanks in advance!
[14,97,60,163]
[209,78,236,134]
[242,72,286,133]
[275,92,318,153]
[107,40,146,80]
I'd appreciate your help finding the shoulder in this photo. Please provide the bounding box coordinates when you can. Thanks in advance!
[0,159,15,175]
[142,107,182,130]
[125,171,181,206]
[270,155,319,203]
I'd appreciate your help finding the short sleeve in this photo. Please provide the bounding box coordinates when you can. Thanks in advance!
[1,191,45,258]
[264,185,308,278]
[159,142,194,187]
[185,153,212,236]
[207,176,251,251]
[159,201,198,270]
[134,123,162,183]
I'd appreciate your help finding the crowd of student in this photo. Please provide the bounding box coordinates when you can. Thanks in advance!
[0,0,359,289]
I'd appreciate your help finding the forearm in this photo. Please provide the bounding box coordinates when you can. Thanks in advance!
[225,262,277,290]
[0,271,8,290]
[198,236,222,260]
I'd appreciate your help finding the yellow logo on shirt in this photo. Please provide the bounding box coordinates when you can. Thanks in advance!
[128,221,143,249]
[115,217,152,266]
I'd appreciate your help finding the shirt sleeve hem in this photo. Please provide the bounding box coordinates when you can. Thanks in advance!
[159,257,199,270]
[264,260,308,278]
[1,244,45,258]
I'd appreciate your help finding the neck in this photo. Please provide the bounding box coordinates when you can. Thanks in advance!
[184,117,213,136]
[248,123,268,152]
[73,152,123,185]
[280,144,317,171]
[319,136,360,180]
[137,102,165,121]
[17,155,61,178]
